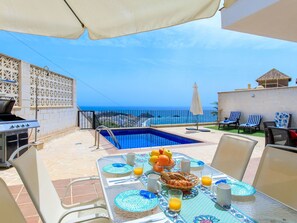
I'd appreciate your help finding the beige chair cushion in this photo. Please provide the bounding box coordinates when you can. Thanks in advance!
[0,178,26,223]
[253,145,297,210]
[211,134,257,180]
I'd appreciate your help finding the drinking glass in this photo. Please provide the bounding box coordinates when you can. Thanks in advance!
[168,189,183,212]
[201,171,213,187]
[133,162,144,177]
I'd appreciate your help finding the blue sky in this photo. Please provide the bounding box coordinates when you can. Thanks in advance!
[0,12,297,108]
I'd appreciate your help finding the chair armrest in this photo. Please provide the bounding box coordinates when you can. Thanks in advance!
[58,203,109,223]
[61,176,100,205]
[8,144,32,162]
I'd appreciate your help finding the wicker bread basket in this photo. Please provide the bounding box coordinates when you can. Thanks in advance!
[160,172,199,190]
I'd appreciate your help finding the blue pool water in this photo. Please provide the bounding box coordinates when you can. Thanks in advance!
[100,128,201,149]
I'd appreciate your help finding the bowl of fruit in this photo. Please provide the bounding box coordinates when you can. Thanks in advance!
[149,148,175,173]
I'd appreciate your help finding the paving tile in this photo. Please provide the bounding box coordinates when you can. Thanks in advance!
[25,216,40,223]
[16,192,33,205]
[72,193,99,204]
[72,184,96,196]
[61,196,72,205]
[8,184,23,195]
[56,187,68,198]
[19,203,39,217]
[53,178,71,188]
[70,178,98,186]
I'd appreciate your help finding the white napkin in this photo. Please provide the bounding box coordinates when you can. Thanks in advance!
[125,212,170,223]
[212,174,228,179]
[106,176,139,186]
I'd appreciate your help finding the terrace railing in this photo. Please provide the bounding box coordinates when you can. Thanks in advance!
[78,110,96,129]
[78,108,217,129]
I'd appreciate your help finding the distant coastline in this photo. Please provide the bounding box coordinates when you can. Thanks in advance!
[79,106,217,128]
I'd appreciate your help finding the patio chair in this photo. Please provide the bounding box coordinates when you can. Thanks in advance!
[8,144,110,223]
[211,134,258,181]
[267,127,297,147]
[0,178,26,223]
[238,114,262,134]
[263,112,291,145]
[218,111,241,129]
[253,144,297,210]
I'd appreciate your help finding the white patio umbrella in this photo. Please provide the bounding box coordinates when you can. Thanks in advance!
[190,82,203,117]
[187,82,210,132]
[0,0,220,40]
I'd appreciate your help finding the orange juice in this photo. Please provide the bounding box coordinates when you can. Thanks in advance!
[201,176,212,186]
[169,197,182,211]
[133,167,143,176]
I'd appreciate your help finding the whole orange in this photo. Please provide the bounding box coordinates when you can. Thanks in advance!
[158,155,170,166]
[153,162,164,172]
[168,158,175,167]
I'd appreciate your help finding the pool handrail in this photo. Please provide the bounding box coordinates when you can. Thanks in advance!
[95,125,121,149]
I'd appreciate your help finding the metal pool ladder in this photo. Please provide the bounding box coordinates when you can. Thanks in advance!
[94,125,121,149]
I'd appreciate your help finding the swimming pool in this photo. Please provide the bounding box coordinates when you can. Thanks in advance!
[100,128,201,149]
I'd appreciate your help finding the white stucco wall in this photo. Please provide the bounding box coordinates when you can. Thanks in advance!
[11,61,78,138]
[218,87,297,128]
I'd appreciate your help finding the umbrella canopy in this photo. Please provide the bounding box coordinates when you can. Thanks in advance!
[0,0,220,39]
[190,82,203,116]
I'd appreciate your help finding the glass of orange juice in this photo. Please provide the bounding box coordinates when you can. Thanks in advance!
[201,171,213,187]
[168,189,183,212]
[133,162,144,177]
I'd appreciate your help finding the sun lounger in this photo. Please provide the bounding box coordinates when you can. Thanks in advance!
[218,111,241,129]
[238,114,262,133]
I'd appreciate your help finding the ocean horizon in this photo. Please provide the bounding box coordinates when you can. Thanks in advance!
[79,105,215,110]
[79,105,217,127]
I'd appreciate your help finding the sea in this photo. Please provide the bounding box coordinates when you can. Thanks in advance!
[79,106,217,126]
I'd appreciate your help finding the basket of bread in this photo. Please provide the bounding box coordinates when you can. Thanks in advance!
[160,172,199,190]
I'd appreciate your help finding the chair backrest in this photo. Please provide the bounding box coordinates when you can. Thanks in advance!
[268,127,297,147]
[247,114,262,125]
[0,178,26,223]
[253,145,297,210]
[211,134,258,180]
[229,111,241,121]
[9,145,64,223]
[274,112,291,128]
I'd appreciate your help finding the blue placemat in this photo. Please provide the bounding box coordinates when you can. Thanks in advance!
[114,190,158,212]
[103,163,133,174]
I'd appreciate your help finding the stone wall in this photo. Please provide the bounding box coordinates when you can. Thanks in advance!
[0,53,78,139]
[218,87,297,128]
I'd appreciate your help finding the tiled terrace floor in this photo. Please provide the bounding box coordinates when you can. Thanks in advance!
[1,126,265,222]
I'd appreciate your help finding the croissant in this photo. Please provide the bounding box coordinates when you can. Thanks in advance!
[167,180,193,187]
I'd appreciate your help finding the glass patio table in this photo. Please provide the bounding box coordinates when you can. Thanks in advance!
[96,152,297,223]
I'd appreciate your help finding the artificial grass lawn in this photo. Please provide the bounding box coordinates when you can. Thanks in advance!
[205,125,265,138]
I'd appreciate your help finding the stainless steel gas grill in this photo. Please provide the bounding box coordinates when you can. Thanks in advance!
[0,98,39,167]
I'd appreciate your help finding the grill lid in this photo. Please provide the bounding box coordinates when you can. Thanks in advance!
[0,98,15,114]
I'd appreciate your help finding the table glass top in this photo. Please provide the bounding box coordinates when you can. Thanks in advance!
[97,152,297,223]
